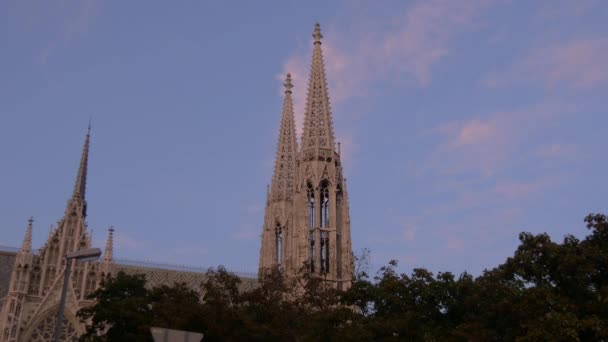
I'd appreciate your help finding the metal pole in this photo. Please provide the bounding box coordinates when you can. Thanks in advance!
[53,257,73,342]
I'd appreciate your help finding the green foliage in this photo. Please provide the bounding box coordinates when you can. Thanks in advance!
[78,213,608,341]
[77,272,152,342]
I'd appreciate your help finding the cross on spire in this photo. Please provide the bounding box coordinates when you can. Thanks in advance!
[313,22,323,44]
[284,73,294,94]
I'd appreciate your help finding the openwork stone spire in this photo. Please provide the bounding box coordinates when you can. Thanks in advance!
[103,226,114,263]
[21,216,33,253]
[73,125,90,201]
[271,73,298,199]
[301,23,336,154]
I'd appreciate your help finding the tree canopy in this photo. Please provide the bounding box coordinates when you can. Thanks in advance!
[78,213,608,341]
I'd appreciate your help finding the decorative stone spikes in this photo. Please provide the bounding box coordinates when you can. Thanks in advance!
[103,226,114,263]
[259,24,354,288]
[270,73,298,199]
[72,125,90,201]
[21,216,33,253]
[301,23,336,153]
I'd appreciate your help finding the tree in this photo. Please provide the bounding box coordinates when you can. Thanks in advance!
[78,272,152,342]
[77,213,608,341]
[149,283,204,334]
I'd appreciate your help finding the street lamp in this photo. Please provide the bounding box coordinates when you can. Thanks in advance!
[53,247,102,342]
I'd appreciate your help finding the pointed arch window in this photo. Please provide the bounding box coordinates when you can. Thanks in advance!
[321,231,329,273]
[275,224,283,269]
[309,231,315,273]
[307,183,315,228]
[307,182,316,273]
[320,181,329,228]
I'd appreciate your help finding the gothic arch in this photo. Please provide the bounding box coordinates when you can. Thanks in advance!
[21,306,83,342]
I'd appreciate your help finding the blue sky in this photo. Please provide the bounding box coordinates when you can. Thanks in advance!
[1,0,606,275]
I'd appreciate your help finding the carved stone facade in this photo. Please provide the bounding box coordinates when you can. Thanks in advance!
[259,24,354,289]
[0,129,109,342]
[0,129,257,341]
[0,248,257,342]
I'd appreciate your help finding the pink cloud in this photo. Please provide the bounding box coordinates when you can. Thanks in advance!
[494,177,558,200]
[484,37,608,89]
[446,236,465,252]
[379,0,494,86]
[283,0,495,103]
[447,119,498,149]
[402,226,417,242]
[424,101,576,178]
[278,0,497,165]
[535,143,577,158]
[537,0,600,22]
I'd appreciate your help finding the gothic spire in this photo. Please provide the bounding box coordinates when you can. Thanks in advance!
[21,217,33,253]
[301,23,336,153]
[103,226,114,263]
[73,125,91,201]
[270,73,298,199]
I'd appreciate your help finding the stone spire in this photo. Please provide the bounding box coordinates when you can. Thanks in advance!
[73,125,91,201]
[270,73,298,199]
[103,226,114,263]
[21,217,33,253]
[301,23,336,154]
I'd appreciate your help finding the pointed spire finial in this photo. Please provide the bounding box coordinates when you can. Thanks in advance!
[269,71,298,200]
[73,126,91,201]
[284,73,293,94]
[301,22,336,152]
[313,23,323,45]
[103,226,114,263]
[22,216,33,253]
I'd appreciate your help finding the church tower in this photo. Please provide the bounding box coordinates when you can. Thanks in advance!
[259,24,353,289]
[0,128,114,342]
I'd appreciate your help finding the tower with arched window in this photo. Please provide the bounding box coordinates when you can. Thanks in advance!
[259,24,353,289]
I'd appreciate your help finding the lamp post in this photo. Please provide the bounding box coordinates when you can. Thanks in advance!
[53,247,101,342]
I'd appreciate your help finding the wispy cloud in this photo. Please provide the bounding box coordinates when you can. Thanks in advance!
[14,0,102,65]
[494,177,559,200]
[280,0,497,165]
[535,143,577,159]
[423,100,576,177]
[484,37,608,89]
[445,236,465,253]
[402,226,417,242]
[283,0,496,111]
[537,0,600,22]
